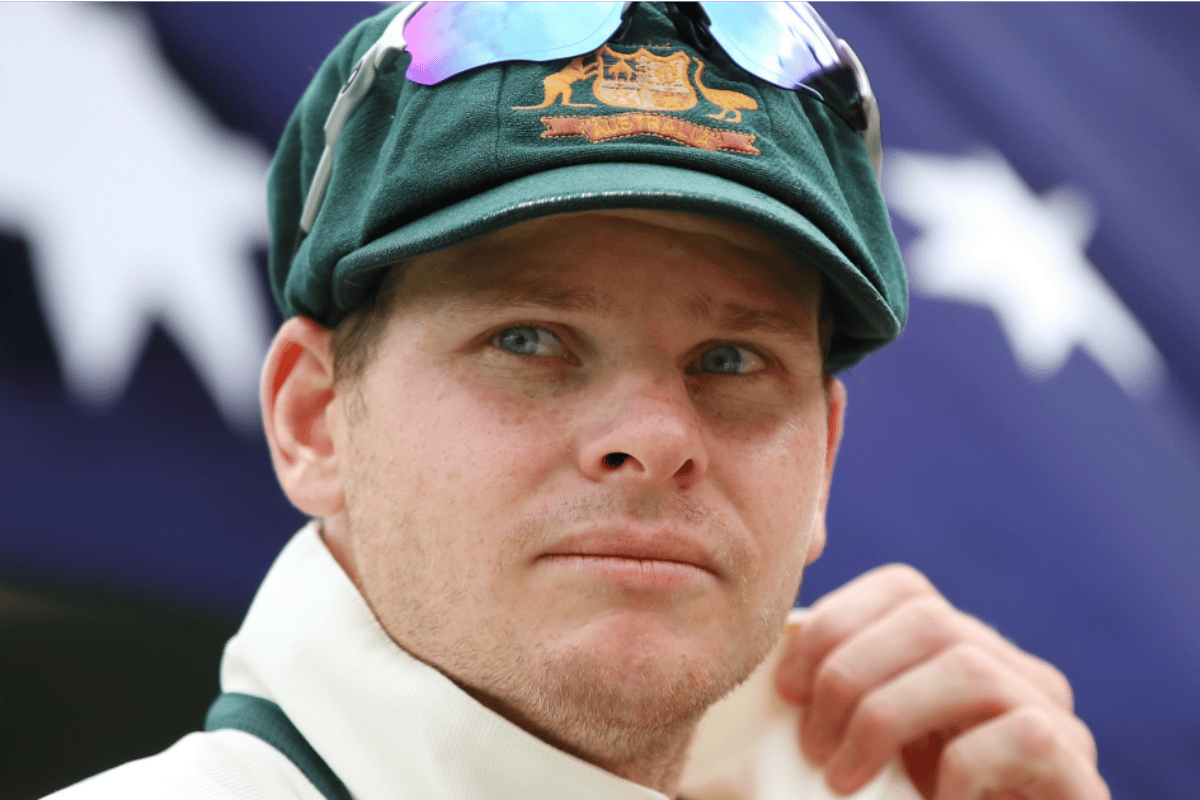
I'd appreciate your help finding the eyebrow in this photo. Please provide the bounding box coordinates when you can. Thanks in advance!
[461,280,815,344]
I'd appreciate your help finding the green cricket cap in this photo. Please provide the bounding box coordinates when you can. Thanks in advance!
[268,2,907,371]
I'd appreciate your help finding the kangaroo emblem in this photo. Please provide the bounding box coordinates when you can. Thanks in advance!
[692,57,757,123]
[512,55,600,109]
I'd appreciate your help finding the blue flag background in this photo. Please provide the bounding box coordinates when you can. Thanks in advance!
[1,4,1196,798]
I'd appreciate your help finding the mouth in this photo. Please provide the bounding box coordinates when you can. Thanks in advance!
[538,527,721,590]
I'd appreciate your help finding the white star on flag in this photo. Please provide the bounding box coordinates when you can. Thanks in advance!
[0,4,273,433]
[884,148,1164,396]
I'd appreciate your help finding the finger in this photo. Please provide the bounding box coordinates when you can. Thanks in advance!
[800,594,961,764]
[799,594,1075,764]
[778,569,1074,715]
[822,643,1080,794]
[934,708,1111,800]
[776,563,936,705]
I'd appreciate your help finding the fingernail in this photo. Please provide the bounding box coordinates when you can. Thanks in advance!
[774,666,810,707]
[778,685,811,706]
[827,754,863,796]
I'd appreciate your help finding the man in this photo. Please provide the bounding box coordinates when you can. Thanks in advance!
[50,4,1108,799]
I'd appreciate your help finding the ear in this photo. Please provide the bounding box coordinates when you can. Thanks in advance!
[804,376,847,565]
[261,316,345,518]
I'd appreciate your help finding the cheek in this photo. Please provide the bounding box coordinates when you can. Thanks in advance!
[720,409,828,565]
[361,364,575,514]
[451,365,582,468]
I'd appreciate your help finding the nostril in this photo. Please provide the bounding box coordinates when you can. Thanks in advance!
[603,452,630,469]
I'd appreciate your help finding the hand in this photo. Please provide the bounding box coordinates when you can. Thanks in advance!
[774,564,1110,800]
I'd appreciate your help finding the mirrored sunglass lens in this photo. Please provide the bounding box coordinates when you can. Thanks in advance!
[702,1,841,91]
[404,1,627,85]
[703,2,862,129]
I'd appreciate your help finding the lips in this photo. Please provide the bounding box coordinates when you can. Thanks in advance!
[540,527,721,580]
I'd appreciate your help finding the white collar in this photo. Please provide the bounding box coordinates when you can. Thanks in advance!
[220,522,668,800]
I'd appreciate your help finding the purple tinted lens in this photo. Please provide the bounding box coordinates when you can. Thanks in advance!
[401,1,863,130]
[701,1,841,91]
[702,1,864,129]
[404,1,628,85]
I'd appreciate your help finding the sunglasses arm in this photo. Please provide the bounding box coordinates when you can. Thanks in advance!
[838,40,882,183]
[298,1,427,243]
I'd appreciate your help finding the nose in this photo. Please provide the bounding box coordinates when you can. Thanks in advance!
[577,373,708,487]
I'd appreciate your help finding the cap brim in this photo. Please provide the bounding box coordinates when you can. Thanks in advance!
[333,162,898,368]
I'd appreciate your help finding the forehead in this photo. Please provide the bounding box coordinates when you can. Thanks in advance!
[395,210,822,316]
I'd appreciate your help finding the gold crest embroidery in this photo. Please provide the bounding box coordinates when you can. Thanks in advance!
[593,47,696,111]
[692,58,757,123]
[512,56,599,109]
[513,46,760,151]
[539,113,759,155]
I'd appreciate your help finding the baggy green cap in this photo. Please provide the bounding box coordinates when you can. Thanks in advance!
[268,2,907,371]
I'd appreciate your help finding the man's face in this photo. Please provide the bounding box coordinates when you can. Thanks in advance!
[323,210,842,774]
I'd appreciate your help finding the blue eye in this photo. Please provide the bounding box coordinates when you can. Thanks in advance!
[699,344,766,374]
[492,326,565,357]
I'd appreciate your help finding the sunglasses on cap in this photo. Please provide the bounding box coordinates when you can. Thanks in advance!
[298,1,882,242]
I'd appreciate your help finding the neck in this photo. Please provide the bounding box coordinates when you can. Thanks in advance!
[459,678,702,797]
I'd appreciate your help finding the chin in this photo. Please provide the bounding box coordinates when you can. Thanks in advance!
[569,606,729,667]
[523,636,733,759]
[509,601,782,755]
